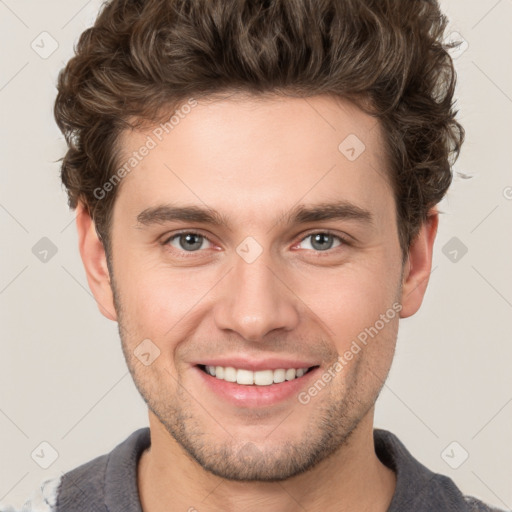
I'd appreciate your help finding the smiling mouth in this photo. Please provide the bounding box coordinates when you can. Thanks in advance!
[197,364,319,386]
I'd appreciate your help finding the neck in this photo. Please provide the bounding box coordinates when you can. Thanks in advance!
[137,409,396,512]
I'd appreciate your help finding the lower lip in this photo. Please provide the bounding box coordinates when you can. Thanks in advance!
[194,366,320,408]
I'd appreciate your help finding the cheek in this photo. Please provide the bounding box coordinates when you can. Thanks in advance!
[115,263,213,341]
[289,259,400,345]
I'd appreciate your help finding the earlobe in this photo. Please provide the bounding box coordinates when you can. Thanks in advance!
[75,202,117,321]
[399,209,439,318]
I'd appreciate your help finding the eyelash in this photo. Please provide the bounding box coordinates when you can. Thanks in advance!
[161,230,351,256]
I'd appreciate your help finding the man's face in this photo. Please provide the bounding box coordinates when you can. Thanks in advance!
[108,94,404,481]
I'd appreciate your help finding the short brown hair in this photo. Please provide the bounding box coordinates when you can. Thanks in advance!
[54,0,464,262]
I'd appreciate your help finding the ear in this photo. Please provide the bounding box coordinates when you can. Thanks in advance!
[399,208,439,318]
[75,202,117,321]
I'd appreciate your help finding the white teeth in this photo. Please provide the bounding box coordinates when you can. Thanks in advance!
[285,368,296,380]
[203,365,311,385]
[224,366,237,382]
[254,369,273,386]
[273,369,286,383]
[236,369,254,385]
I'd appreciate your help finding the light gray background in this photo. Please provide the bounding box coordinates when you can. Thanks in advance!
[1,0,511,509]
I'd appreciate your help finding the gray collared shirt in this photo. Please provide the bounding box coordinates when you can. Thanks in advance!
[6,427,507,512]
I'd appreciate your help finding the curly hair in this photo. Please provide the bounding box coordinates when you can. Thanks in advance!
[54,0,464,262]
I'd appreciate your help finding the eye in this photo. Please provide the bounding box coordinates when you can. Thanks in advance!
[297,232,345,252]
[164,232,213,252]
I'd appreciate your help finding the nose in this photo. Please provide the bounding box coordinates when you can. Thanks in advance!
[213,251,300,342]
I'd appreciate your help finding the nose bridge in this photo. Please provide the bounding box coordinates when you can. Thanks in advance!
[213,248,300,341]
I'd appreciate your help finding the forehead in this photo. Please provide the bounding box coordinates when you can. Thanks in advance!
[114,93,393,226]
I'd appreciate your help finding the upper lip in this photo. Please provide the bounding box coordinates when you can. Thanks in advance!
[193,357,319,372]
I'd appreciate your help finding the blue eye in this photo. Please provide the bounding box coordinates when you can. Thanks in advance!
[162,230,348,256]
[298,232,344,251]
[165,232,212,252]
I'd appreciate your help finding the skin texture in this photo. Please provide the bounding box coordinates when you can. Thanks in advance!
[76,94,438,512]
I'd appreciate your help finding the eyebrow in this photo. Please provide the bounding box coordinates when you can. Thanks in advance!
[135,201,374,229]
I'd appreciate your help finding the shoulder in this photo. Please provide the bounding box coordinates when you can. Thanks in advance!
[4,450,110,512]
[8,427,150,512]
[464,496,509,512]
[373,429,508,512]
[0,475,61,512]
